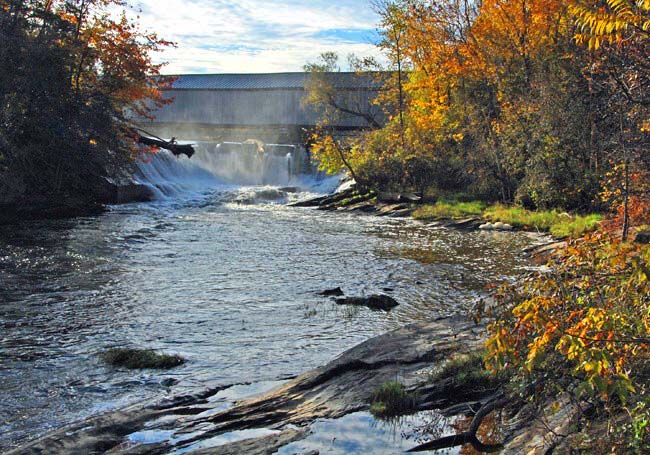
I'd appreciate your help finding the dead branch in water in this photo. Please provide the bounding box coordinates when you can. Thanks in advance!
[407,394,508,453]
[134,127,195,158]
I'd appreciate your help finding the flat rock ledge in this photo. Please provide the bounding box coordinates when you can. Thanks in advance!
[9,317,579,454]
[9,318,483,455]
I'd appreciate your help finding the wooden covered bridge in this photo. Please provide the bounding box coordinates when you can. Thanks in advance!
[137,72,385,144]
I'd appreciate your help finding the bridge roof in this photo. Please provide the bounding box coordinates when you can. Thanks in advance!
[165,72,383,91]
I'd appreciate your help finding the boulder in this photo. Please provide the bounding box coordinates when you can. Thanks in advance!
[335,294,400,311]
[479,222,513,231]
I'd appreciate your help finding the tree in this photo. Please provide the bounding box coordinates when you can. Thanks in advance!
[0,0,173,204]
[572,0,650,238]
[302,52,385,184]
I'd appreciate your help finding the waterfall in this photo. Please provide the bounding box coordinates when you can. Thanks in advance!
[133,141,314,199]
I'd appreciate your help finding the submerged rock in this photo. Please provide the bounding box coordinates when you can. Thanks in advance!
[318,287,345,297]
[335,294,399,311]
[12,318,482,455]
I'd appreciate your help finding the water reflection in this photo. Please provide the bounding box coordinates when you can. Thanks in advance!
[277,411,461,454]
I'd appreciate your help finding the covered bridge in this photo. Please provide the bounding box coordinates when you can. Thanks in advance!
[138,72,385,143]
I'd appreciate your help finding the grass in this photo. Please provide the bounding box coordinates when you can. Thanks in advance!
[429,351,503,392]
[484,204,602,238]
[413,200,486,220]
[369,381,417,419]
[99,348,185,369]
[412,199,601,238]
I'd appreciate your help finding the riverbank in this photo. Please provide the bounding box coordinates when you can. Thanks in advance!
[0,165,155,225]
[291,184,603,240]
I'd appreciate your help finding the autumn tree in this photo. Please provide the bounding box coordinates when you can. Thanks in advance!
[572,0,650,238]
[302,52,386,186]
[0,0,172,208]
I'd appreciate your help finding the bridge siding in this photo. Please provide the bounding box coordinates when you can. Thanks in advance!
[148,73,382,129]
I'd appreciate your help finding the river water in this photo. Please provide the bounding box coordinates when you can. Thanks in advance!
[0,148,542,450]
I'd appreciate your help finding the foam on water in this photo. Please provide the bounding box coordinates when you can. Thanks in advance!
[133,141,338,200]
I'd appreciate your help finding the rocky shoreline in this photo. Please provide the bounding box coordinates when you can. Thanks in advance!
[8,318,580,454]
[291,183,565,258]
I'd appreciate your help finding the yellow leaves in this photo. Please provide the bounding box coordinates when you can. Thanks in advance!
[571,0,650,50]
[486,234,649,403]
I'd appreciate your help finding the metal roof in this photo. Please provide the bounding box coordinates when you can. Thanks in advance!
[165,72,384,90]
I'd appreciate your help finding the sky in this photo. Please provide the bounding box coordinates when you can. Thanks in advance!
[128,0,383,74]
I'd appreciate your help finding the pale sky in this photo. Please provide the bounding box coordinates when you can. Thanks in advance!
[127,0,383,74]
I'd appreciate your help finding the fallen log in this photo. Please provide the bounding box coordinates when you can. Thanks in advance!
[137,135,195,158]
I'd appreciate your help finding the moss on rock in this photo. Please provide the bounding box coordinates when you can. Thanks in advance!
[100,348,185,369]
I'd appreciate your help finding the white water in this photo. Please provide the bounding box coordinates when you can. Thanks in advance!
[133,143,337,200]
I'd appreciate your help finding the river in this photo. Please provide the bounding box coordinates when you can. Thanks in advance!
[0,147,542,450]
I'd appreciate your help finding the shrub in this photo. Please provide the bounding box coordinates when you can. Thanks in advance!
[430,351,502,391]
[485,234,650,449]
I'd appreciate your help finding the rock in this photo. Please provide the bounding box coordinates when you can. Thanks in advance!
[254,188,286,200]
[278,186,299,193]
[446,217,482,229]
[0,198,105,225]
[479,222,513,231]
[318,287,345,297]
[289,195,328,207]
[335,294,399,311]
[234,189,287,204]
[400,192,422,203]
[378,192,402,203]
[190,428,308,455]
[161,378,178,387]
[388,208,414,218]
[334,179,356,194]
[635,231,650,244]
[378,192,422,203]
[10,318,483,455]
[341,201,377,213]
[114,183,156,204]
